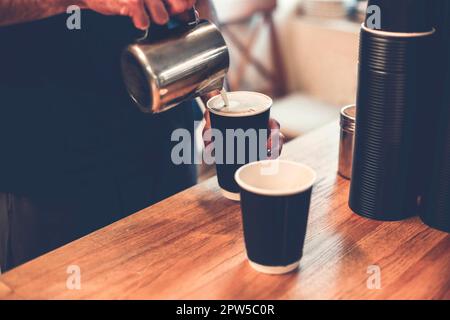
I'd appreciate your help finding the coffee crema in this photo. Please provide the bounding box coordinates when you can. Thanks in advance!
[207,91,272,117]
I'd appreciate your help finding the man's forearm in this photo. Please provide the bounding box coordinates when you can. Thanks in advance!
[0,0,82,27]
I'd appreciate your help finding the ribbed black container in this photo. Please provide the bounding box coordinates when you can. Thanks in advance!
[420,0,450,233]
[349,12,436,221]
[359,29,434,73]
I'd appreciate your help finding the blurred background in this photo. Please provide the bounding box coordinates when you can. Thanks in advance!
[197,0,368,180]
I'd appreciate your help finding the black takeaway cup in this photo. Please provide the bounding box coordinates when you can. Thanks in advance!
[235,160,317,274]
[207,91,272,201]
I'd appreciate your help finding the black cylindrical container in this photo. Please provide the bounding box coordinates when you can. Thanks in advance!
[349,24,436,221]
[359,29,435,73]
[365,0,433,33]
[207,92,272,201]
[420,84,450,233]
[420,0,450,233]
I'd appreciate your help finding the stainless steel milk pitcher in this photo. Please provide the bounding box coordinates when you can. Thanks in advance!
[121,8,230,114]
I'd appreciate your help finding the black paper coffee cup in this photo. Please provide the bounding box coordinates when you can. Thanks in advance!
[207,92,272,201]
[235,160,316,274]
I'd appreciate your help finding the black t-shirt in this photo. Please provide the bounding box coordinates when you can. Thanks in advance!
[0,12,197,195]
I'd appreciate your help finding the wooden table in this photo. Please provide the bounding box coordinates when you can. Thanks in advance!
[1,122,449,300]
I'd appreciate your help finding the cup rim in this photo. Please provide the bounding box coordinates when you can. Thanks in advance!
[206,91,272,117]
[340,104,356,121]
[361,24,435,38]
[235,160,317,197]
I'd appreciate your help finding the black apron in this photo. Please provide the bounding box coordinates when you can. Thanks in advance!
[0,12,199,270]
[0,12,198,197]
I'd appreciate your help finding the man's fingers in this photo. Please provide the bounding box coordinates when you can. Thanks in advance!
[126,0,195,29]
[268,118,281,131]
[130,0,150,30]
[164,0,195,15]
[202,110,212,147]
[203,110,211,131]
[185,0,197,12]
[267,118,284,159]
[145,0,170,25]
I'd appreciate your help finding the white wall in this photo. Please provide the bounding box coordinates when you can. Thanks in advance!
[218,0,360,106]
[274,0,303,92]
[274,0,360,106]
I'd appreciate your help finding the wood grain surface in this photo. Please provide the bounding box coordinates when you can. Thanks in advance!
[0,121,449,300]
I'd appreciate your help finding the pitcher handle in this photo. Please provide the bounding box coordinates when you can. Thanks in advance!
[177,6,200,26]
[138,6,200,41]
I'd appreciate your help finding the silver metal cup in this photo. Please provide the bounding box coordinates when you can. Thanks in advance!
[338,105,356,180]
[121,10,230,114]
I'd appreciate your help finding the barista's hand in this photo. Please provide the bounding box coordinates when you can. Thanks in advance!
[266,118,285,159]
[202,108,285,160]
[81,0,196,30]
